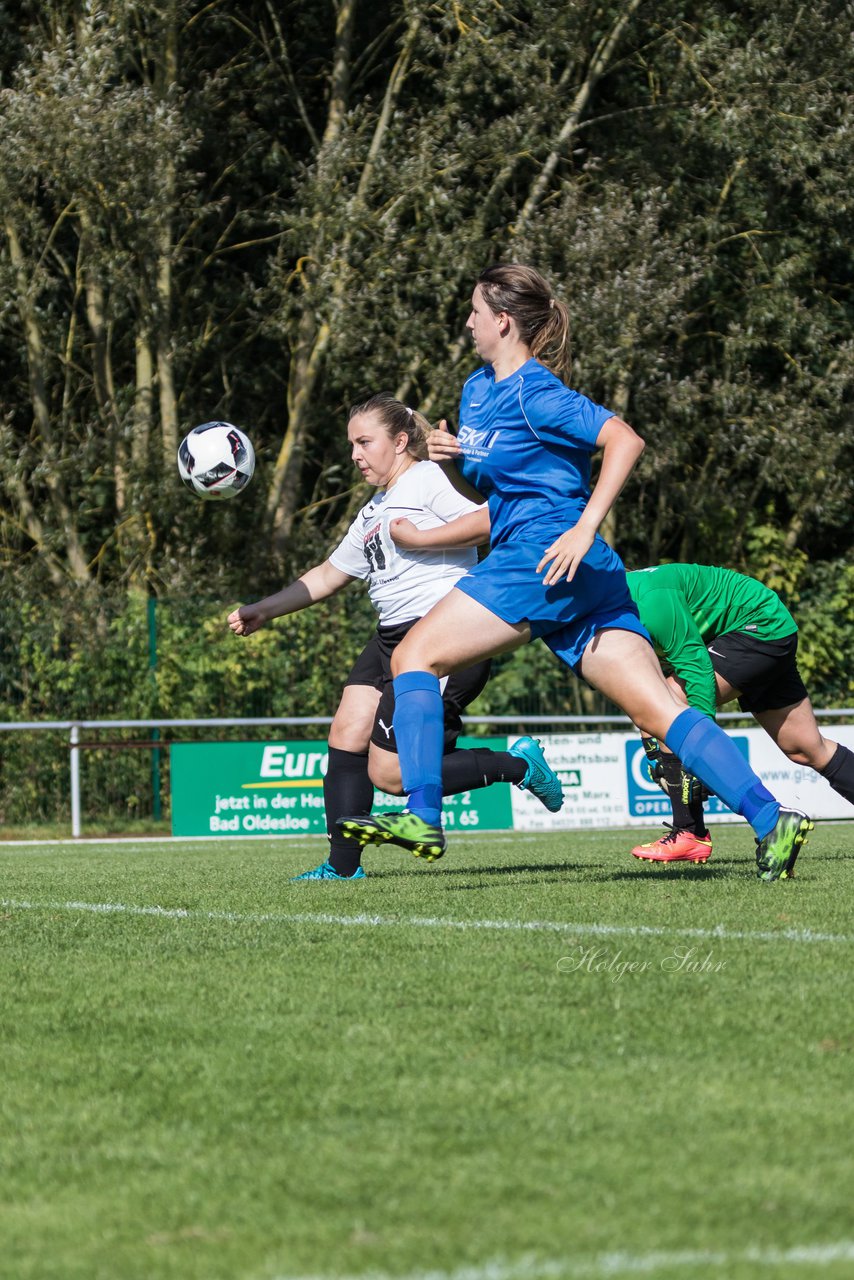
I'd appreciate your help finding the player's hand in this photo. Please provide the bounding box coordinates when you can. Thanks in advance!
[426,419,462,463]
[227,603,266,636]
[537,525,595,585]
[389,517,423,548]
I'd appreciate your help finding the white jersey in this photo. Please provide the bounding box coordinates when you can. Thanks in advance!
[329,460,481,626]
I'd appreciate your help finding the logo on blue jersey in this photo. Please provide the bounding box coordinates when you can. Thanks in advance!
[624,737,750,819]
[458,425,501,452]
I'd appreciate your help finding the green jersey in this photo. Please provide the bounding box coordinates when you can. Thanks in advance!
[626,564,797,717]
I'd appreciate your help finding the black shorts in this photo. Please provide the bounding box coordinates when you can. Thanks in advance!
[345,620,492,752]
[706,630,808,714]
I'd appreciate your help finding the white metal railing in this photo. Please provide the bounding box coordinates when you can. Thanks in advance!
[2,711,853,838]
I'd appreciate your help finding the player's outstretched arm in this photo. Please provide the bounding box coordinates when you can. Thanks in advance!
[227,561,354,636]
[390,506,490,550]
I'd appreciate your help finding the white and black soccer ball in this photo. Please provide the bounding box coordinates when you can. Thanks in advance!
[177,422,255,500]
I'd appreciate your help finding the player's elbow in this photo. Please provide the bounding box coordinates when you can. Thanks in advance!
[625,425,645,461]
[601,415,644,461]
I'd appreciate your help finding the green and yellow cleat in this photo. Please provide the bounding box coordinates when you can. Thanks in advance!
[755,807,814,881]
[338,810,447,862]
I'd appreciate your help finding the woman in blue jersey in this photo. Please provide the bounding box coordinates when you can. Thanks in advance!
[228,391,563,880]
[339,265,813,881]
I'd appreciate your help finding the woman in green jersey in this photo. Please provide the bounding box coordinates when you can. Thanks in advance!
[626,563,854,864]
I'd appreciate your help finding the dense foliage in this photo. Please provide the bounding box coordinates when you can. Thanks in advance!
[1,1,852,820]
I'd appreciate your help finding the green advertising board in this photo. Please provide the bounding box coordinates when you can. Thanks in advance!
[170,738,513,837]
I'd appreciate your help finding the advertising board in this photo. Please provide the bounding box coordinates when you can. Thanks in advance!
[171,736,512,837]
[171,727,854,836]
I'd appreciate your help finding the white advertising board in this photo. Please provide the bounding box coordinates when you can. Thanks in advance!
[510,726,854,831]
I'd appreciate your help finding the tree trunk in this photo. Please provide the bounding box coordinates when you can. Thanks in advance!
[153,1,180,463]
[267,310,332,548]
[3,216,91,583]
[133,328,154,466]
[79,212,125,510]
[512,0,645,238]
[266,6,423,555]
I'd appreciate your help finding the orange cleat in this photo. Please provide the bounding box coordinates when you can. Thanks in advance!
[631,827,712,864]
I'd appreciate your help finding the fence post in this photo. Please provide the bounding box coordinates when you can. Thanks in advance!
[70,723,81,838]
[148,596,162,821]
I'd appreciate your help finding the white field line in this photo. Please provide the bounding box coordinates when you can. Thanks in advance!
[0,835,323,848]
[273,1240,854,1280]
[1,897,852,945]
[0,833,544,848]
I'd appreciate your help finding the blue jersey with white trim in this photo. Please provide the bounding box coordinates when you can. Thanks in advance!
[456,359,613,546]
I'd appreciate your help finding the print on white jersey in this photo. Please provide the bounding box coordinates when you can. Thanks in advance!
[328,460,481,626]
[362,522,387,573]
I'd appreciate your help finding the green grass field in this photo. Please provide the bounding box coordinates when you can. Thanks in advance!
[2,824,853,1280]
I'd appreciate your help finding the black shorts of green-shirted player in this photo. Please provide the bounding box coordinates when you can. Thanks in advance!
[295,620,563,879]
[627,564,853,869]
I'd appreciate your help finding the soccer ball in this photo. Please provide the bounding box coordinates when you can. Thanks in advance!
[177,422,255,500]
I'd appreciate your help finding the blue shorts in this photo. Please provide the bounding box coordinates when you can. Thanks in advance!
[454,537,650,672]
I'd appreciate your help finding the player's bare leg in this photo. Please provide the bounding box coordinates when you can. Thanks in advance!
[752,697,838,771]
[328,684,380,752]
[577,628,688,741]
[390,587,532,678]
[579,629,812,877]
[368,743,404,794]
[754,696,854,809]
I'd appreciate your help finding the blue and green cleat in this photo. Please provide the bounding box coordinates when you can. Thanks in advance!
[755,807,814,881]
[508,736,564,812]
[291,860,366,881]
[338,810,447,862]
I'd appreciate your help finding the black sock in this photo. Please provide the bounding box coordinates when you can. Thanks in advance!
[324,747,373,876]
[819,743,854,806]
[441,748,525,795]
[659,753,708,837]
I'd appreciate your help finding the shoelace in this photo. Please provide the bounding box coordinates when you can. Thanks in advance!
[658,825,709,845]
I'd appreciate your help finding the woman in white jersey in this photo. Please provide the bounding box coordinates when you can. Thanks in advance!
[228,391,563,880]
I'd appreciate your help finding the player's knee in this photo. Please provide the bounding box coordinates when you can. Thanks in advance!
[390,629,447,679]
[390,642,430,678]
[329,724,372,753]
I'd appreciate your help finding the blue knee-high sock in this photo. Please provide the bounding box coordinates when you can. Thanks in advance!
[665,708,780,840]
[392,671,445,825]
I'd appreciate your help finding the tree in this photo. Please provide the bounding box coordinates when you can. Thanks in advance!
[0,7,198,585]
[0,0,850,682]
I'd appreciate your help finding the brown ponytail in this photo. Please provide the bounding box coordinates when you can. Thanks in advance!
[477,264,572,381]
